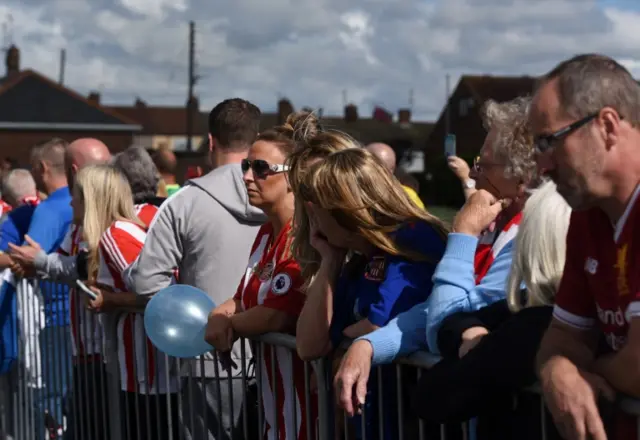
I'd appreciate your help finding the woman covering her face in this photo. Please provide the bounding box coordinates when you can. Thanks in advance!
[294,146,449,439]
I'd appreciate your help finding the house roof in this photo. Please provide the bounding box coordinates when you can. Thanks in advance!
[106,104,208,136]
[0,70,141,131]
[461,75,538,103]
[424,74,537,154]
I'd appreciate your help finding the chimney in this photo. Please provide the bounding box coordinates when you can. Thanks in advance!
[277,98,294,124]
[5,45,20,77]
[87,91,101,105]
[398,108,411,125]
[134,97,147,108]
[344,104,358,123]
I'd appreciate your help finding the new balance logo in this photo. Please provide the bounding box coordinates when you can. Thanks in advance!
[584,257,598,275]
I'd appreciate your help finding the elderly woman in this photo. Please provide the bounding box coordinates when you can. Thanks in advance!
[410,180,569,440]
[333,96,538,416]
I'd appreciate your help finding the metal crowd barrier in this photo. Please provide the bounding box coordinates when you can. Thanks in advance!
[2,279,640,440]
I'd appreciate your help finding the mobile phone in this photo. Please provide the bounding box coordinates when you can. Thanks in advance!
[76,280,98,300]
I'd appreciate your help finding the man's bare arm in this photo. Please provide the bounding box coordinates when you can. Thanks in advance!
[537,318,600,375]
[594,318,640,397]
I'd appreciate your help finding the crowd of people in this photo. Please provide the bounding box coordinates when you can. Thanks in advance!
[2,51,640,440]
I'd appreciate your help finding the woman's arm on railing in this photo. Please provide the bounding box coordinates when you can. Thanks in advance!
[231,307,297,339]
[296,257,342,361]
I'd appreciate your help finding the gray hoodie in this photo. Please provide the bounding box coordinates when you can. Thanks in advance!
[125,164,266,377]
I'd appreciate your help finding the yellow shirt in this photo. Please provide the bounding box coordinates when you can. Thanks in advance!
[402,185,426,210]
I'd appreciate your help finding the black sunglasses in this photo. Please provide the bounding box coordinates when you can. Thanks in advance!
[534,113,598,154]
[241,159,289,179]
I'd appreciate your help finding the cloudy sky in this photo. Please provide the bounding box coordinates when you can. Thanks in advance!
[2,0,640,121]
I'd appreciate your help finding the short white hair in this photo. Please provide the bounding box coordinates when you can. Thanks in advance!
[2,169,36,206]
[506,180,572,311]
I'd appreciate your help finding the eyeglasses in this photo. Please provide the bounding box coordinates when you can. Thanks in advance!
[473,156,504,174]
[534,113,598,154]
[241,159,289,179]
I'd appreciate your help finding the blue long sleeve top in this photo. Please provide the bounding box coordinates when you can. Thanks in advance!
[359,233,515,365]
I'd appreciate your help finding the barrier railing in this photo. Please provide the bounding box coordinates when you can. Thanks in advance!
[2,278,640,440]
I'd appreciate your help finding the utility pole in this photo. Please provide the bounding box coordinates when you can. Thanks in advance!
[186,20,197,151]
[59,49,66,85]
[445,74,451,135]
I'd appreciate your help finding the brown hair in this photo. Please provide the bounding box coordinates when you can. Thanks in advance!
[286,129,358,285]
[538,53,640,126]
[208,98,261,151]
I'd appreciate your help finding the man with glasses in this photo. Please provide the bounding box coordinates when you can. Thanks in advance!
[533,54,640,440]
[126,98,266,440]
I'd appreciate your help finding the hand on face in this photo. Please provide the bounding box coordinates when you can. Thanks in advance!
[306,202,346,261]
[453,189,510,237]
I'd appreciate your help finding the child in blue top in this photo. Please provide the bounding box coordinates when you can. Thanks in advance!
[292,146,448,440]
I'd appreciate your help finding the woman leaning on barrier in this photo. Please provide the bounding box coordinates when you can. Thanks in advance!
[205,111,321,440]
[411,180,569,440]
[74,164,180,440]
[294,146,449,440]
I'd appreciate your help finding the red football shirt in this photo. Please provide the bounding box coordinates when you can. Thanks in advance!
[233,221,315,439]
[554,185,640,439]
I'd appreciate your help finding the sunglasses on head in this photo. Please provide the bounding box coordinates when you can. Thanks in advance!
[241,159,289,179]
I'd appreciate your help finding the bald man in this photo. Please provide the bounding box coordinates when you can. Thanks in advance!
[65,138,111,190]
[365,142,426,210]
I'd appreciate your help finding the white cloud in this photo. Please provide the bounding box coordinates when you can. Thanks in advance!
[3,0,640,121]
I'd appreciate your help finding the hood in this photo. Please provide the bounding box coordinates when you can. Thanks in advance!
[187,164,267,223]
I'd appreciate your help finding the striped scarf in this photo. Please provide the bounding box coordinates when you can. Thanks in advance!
[473,212,522,284]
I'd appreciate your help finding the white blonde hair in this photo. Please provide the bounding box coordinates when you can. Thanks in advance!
[75,164,143,279]
[2,169,36,206]
[507,180,572,311]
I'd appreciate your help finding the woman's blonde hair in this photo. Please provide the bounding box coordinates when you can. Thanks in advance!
[506,180,572,311]
[286,127,359,283]
[297,147,449,278]
[76,164,143,279]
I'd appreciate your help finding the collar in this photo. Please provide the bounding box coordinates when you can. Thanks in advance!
[46,186,70,200]
[614,183,640,242]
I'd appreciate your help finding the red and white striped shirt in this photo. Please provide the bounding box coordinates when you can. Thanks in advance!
[59,224,102,358]
[474,212,522,284]
[234,221,315,440]
[0,199,11,216]
[98,220,179,394]
[135,203,159,228]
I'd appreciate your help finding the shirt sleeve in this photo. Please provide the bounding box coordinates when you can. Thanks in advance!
[57,226,74,256]
[125,197,183,296]
[260,259,305,316]
[552,216,596,329]
[366,255,437,327]
[99,227,144,280]
[26,206,68,253]
[425,233,514,354]
[0,215,20,252]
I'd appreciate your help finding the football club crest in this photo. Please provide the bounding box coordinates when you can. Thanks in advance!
[272,273,292,295]
[364,256,387,281]
[255,262,275,282]
[615,244,629,296]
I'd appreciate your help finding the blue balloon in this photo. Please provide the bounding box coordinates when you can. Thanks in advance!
[144,285,216,358]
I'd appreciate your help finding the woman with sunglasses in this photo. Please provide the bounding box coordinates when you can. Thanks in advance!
[205,111,320,440]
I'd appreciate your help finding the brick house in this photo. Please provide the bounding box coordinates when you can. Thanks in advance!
[196,98,434,172]
[105,96,206,152]
[0,45,141,165]
[421,75,537,206]
[424,75,537,162]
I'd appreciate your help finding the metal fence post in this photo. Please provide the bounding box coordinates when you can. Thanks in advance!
[313,356,334,440]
